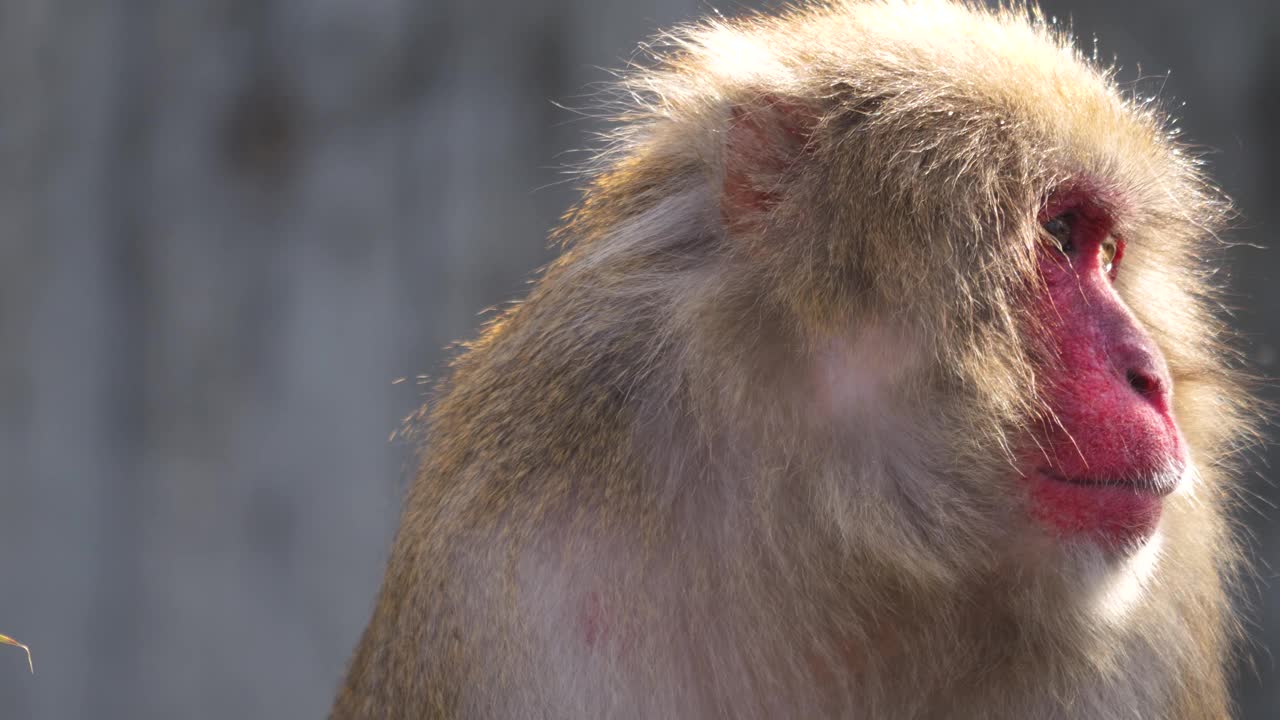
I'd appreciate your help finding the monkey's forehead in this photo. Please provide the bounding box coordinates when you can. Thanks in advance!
[628,0,1207,215]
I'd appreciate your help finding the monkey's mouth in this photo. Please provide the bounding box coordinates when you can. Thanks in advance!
[1028,469,1179,548]
[1038,469,1180,497]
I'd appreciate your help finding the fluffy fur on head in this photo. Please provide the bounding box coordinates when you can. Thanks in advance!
[334,2,1256,719]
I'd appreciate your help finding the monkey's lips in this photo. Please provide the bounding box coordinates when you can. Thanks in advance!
[1028,469,1178,549]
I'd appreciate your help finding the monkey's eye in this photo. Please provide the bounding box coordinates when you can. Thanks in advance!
[1041,210,1121,275]
[1100,236,1118,273]
[1041,212,1076,254]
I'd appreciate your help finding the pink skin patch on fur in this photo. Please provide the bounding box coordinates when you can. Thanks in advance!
[1024,193,1185,549]
[578,590,637,654]
[580,590,607,648]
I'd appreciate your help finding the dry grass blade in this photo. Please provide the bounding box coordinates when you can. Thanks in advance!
[0,634,32,673]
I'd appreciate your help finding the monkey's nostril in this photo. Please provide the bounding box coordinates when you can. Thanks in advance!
[1126,368,1161,401]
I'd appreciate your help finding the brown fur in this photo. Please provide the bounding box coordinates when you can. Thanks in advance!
[332,2,1255,718]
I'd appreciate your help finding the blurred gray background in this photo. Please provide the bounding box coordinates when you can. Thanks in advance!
[0,1,1274,717]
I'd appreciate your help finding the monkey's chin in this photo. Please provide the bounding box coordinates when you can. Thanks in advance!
[1028,471,1173,552]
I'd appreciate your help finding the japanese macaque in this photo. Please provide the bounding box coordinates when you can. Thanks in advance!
[333,1,1255,718]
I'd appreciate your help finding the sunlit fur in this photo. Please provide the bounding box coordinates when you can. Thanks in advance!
[333,2,1256,718]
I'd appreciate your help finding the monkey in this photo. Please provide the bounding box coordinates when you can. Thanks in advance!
[332,1,1257,718]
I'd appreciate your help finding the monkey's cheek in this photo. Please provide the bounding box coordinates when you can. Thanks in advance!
[1027,475,1164,551]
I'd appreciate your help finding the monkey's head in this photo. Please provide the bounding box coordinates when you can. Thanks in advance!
[565,0,1247,601]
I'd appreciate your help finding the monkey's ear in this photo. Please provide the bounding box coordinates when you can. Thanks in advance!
[721,97,816,231]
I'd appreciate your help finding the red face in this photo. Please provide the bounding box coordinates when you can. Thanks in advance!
[1022,193,1186,551]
